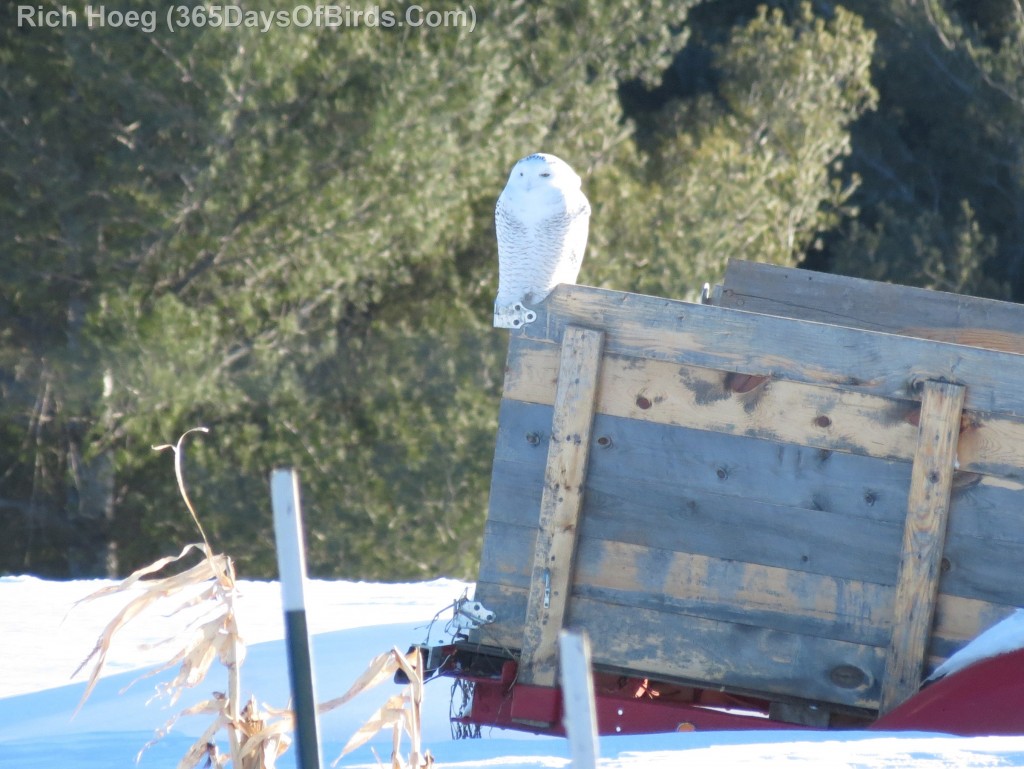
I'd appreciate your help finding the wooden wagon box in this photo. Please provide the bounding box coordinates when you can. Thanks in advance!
[451,260,1024,733]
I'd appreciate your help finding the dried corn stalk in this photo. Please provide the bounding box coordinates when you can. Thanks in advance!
[328,647,433,769]
[73,427,437,769]
[72,428,258,768]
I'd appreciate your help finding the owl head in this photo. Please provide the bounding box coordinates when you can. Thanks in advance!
[502,153,583,206]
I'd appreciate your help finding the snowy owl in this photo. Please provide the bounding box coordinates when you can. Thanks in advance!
[493,153,590,328]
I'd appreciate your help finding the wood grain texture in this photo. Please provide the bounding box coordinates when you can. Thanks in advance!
[472,577,1014,678]
[507,337,921,461]
[716,260,1024,355]
[504,336,1024,481]
[518,326,604,688]
[486,583,887,710]
[474,277,1024,714]
[487,401,1024,605]
[475,519,1017,657]
[569,596,885,710]
[493,399,915,529]
[526,284,1024,417]
[880,381,966,713]
[574,538,893,647]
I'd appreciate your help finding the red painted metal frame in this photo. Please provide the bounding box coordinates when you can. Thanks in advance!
[448,649,1024,737]
[451,661,811,736]
[458,677,813,736]
[871,647,1024,736]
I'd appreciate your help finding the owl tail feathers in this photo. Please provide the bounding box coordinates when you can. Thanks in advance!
[493,301,537,329]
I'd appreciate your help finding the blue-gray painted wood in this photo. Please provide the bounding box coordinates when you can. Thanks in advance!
[579,480,904,586]
[477,278,1024,715]
[718,259,1024,343]
[472,578,885,711]
[567,596,885,710]
[487,399,1024,603]
[493,399,915,525]
[525,284,1024,417]
[476,523,893,648]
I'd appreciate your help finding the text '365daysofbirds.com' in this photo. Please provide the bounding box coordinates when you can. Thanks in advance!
[14,4,478,34]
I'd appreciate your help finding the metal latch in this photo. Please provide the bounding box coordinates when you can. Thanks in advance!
[453,595,496,631]
[493,301,538,329]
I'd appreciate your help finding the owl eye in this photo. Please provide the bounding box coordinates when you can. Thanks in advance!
[540,172,551,177]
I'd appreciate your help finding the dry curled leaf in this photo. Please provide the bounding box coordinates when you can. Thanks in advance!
[332,647,431,769]
[71,543,233,714]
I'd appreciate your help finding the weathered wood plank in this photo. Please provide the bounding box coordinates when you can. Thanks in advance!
[717,260,1024,354]
[487,403,1024,607]
[494,400,915,526]
[479,525,891,646]
[568,598,885,710]
[575,539,893,647]
[488,457,906,586]
[880,381,966,713]
[947,475,1024,544]
[490,424,1024,562]
[472,583,885,710]
[527,284,1024,417]
[491,398,557,464]
[519,326,605,688]
[478,519,536,590]
[582,478,904,586]
[472,576,1015,678]
[476,585,883,710]
[938,532,1024,607]
[955,416,1024,482]
[505,336,1024,480]
[476,520,1018,658]
[507,337,920,461]
[929,595,1016,662]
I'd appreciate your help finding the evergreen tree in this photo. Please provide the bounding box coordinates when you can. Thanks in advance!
[1,0,696,578]
[5,0,1014,582]
[826,0,1024,299]
[590,3,877,298]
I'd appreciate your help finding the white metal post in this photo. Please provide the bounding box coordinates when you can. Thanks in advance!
[271,468,323,769]
[559,629,600,769]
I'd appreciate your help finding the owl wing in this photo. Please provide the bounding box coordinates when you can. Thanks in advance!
[552,195,591,287]
[494,196,536,314]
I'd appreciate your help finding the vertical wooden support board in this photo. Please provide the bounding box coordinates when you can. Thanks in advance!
[880,380,966,713]
[518,326,605,689]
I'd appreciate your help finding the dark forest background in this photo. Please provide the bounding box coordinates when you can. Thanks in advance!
[2,0,1022,580]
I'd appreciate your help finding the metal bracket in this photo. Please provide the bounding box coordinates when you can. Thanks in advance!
[494,301,538,329]
[453,596,496,632]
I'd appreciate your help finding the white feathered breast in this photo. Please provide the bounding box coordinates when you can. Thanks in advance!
[494,153,590,328]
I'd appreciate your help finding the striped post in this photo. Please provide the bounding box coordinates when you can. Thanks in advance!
[270,468,323,769]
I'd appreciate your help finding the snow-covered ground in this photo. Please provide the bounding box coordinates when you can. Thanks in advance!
[3,574,1024,768]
